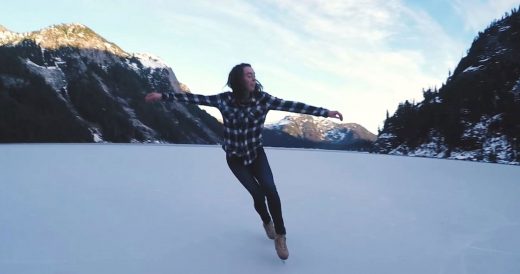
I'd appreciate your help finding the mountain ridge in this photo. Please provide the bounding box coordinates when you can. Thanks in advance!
[0,23,127,56]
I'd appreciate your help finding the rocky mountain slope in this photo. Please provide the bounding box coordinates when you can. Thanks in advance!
[0,23,222,143]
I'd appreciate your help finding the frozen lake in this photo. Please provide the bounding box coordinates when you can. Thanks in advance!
[1,144,519,274]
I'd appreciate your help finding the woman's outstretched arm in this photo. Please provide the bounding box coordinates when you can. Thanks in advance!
[266,93,343,121]
[144,91,223,108]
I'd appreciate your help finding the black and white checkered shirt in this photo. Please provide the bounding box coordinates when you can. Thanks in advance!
[162,91,330,165]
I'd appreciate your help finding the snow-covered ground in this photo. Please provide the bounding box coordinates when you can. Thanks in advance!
[1,144,519,274]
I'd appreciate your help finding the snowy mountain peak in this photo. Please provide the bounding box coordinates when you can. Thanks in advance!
[266,114,376,147]
[269,115,339,129]
[0,23,128,57]
[44,23,89,31]
[269,115,371,134]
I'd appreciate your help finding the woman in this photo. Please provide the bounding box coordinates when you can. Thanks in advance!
[145,63,343,260]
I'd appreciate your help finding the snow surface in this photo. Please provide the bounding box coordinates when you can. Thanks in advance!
[463,65,484,73]
[24,59,67,92]
[1,144,520,274]
[132,53,169,70]
[499,26,511,32]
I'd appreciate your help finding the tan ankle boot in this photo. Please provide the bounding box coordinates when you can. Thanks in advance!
[274,234,289,260]
[263,221,276,240]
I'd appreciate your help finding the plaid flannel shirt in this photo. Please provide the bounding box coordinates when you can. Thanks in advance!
[162,91,330,165]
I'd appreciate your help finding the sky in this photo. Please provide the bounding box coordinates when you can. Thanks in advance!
[1,144,520,273]
[1,0,519,133]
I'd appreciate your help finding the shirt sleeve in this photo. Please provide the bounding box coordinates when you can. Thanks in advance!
[161,92,223,108]
[266,92,329,117]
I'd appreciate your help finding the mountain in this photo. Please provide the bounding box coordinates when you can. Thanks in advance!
[0,23,223,143]
[373,7,520,165]
[0,23,374,151]
[264,115,376,151]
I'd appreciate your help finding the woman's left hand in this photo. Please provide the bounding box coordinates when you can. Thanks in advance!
[328,110,343,121]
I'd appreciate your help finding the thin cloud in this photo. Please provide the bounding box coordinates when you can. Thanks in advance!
[150,0,488,132]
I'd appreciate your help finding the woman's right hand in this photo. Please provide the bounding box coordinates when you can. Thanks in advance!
[145,92,162,103]
[328,110,343,121]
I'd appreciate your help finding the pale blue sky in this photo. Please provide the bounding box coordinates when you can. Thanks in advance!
[1,0,519,132]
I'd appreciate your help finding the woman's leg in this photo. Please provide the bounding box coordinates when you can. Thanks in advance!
[250,148,286,235]
[226,155,272,225]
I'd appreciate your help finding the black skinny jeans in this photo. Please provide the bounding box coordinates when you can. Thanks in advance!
[226,147,286,235]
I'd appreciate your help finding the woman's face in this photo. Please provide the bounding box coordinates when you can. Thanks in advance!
[242,66,256,93]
